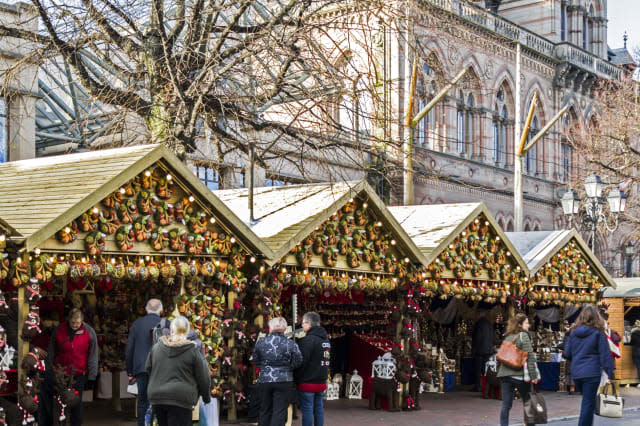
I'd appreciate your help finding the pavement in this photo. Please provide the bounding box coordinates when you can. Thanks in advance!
[82,386,640,425]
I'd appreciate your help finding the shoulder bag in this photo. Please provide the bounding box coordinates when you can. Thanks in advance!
[596,383,624,418]
[524,384,547,424]
[496,333,528,370]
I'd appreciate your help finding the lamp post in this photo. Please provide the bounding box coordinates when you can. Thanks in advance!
[625,242,634,277]
[560,173,627,253]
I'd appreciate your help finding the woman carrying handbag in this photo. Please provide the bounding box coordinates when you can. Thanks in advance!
[563,305,614,426]
[497,313,540,426]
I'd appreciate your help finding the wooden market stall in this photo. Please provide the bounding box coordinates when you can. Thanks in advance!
[604,278,640,386]
[216,180,434,411]
[507,229,617,390]
[388,203,530,391]
[0,144,273,424]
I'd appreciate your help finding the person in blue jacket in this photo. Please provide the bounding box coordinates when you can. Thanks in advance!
[564,304,614,426]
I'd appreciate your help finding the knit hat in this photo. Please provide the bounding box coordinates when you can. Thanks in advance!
[635,320,640,327]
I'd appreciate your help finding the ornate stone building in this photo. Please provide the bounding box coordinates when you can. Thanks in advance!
[0,1,37,162]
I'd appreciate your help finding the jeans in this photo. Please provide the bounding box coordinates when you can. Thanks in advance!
[38,371,85,426]
[500,377,533,426]
[474,354,491,391]
[259,381,293,426]
[153,404,192,426]
[574,376,601,426]
[298,391,325,426]
[135,373,150,426]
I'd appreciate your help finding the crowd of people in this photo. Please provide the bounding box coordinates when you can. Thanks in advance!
[31,297,640,426]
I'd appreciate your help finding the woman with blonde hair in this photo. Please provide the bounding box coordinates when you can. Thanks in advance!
[146,316,211,426]
[497,313,539,426]
[564,304,613,426]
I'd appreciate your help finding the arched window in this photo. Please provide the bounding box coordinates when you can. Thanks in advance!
[457,92,474,154]
[583,10,589,50]
[355,77,372,136]
[525,116,538,175]
[415,57,443,151]
[492,95,509,166]
[561,2,568,41]
[588,5,595,53]
[466,94,474,152]
[506,219,514,232]
[524,223,531,231]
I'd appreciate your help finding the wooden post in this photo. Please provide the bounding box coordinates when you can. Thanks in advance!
[111,372,122,411]
[17,285,29,392]
[227,290,237,422]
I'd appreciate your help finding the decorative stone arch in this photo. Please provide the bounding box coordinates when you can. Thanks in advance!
[453,55,484,157]
[414,47,448,151]
[532,219,543,231]
[490,74,515,166]
[505,218,514,232]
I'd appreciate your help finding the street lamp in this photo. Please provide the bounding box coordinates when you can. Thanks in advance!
[625,242,634,277]
[560,174,627,252]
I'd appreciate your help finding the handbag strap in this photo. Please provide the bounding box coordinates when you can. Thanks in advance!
[602,383,618,397]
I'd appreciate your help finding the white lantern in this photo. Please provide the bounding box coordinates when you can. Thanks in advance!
[371,352,396,379]
[325,379,340,401]
[348,370,363,399]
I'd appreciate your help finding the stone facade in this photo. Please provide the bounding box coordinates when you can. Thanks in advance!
[0,1,38,162]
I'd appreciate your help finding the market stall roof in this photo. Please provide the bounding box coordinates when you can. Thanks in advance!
[507,229,616,289]
[604,278,640,298]
[215,180,427,265]
[0,217,21,238]
[0,144,273,257]
[388,202,528,271]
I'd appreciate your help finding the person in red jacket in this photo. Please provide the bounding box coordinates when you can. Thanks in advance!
[39,308,99,426]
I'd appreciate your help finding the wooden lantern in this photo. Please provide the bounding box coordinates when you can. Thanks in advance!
[371,353,396,379]
[325,378,340,401]
[348,370,363,399]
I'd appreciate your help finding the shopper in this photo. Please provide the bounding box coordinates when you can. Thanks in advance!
[630,320,640,386]
[146,315,211,426]
[497,313,539,426]
[295,312,331,426]
[252,317,302,426]
[39,308,99,426]
[563,304,614,426]
[471,310,494,392]
[125,298,168,426]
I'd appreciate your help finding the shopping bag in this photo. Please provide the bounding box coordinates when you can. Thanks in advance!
[523,384,547,424]
[198,397,219,426]
[596,384,624,418]
[127,383,138,395]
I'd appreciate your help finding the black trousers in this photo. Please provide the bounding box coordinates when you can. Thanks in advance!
[154,404,192,426]
[259,381,292,426]
[473,354,491,390]
[500,377,534,426]
[38,370,85,426]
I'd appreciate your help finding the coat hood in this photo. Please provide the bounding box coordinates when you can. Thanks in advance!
[307,326,328,339]
[159,335,196,357]
[572,325,600,339]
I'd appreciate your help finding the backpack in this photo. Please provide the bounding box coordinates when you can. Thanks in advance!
[151,318,169,345]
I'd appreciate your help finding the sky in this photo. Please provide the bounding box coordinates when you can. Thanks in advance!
[607,0,639,54]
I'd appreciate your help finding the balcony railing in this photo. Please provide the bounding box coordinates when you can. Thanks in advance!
[421,0,621,80]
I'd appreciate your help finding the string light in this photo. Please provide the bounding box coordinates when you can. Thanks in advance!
[119,187,126,194]
[145,170,151,177]
[166,174,172,181]
[230,237,236,243]
[210,217,216,224]
[391,240,396,245]
[64,227,71,233]
[250,256,256,263]
[0,235,5,242]
[34,248,41,255]
[188,196,195,202]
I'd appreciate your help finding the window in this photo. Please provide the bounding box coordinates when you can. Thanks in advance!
[265,178,287,187]
[465,95,474,152]
[561,4,568,41]
[525,116,538,175]
[193,166,220,190]
[561,143,572,182]
[583,14,588,50]
[416,61,440,150]
[492,104,508,165]
[0,99,6,163]
[457,110,465,154]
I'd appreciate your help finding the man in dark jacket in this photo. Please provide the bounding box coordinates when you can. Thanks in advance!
[471,310,494,392]
[631,320,640,383]
[126,298,168,426]
[146,315,211,426]
[39,308,99,426]
[252,317,302,426]
[295,312,330,426]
